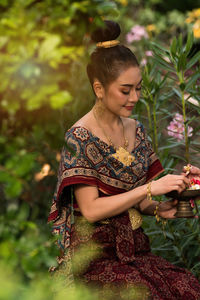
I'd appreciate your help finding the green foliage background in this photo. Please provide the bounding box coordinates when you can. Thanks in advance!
[0,0,200,298]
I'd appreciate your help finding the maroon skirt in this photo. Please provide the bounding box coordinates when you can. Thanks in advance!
[70,211,200,300]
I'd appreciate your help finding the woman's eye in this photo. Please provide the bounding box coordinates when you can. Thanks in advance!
[136,87,142,91]
[122,91,130,95]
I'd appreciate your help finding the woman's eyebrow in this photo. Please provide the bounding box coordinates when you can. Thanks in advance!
[120,78,143,87]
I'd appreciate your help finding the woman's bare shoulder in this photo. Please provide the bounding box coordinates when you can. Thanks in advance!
[122,117,136,129]
[71,111,95,130]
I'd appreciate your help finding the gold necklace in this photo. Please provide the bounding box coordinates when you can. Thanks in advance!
[93,108,135,167]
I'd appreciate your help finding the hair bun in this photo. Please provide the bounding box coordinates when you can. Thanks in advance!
[91,20,121,43]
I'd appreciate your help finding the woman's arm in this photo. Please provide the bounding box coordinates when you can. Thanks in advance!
[74,174,189,223]
[137,197,178,219]
[74,183,147,223]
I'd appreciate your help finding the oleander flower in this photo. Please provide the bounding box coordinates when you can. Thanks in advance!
[174,113,184,122]
[141,58,147,66]
[167,113,193,141]
[145,50,153,57]
[126,25,148,43]
[140,51,153,66]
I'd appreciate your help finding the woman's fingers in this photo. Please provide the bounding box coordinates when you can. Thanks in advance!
[183,164,200,176]
[172,199,178,206]
[159,208,177,219]
[189,165,200,175]
[153,173,191,196]
[172,175,189,193]
[178,174,190,186]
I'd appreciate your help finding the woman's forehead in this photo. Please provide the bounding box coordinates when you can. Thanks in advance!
[116,67,142,85]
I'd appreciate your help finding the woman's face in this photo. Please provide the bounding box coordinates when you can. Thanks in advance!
[102,66,142,117]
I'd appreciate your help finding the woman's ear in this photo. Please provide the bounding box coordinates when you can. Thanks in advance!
[93,79,104,99]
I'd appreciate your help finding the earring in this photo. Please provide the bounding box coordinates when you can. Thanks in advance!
[93,99,106,117]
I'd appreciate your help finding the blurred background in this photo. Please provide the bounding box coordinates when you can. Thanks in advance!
[0,0,200,299]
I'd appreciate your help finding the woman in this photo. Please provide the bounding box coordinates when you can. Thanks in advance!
[48,20,200,299]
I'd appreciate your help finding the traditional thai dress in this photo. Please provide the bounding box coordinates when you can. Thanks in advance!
[48,120,200,300]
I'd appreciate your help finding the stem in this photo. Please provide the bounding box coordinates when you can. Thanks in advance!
[152,94,158,154]
[181,89,189,163]
[146,103,153,142]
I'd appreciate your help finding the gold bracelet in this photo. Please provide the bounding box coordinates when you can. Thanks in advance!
[154,203,167,226]
[147,182,152,203]
[154,204,160,222]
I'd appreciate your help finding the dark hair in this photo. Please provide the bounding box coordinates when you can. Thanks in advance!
[87,20,139,91]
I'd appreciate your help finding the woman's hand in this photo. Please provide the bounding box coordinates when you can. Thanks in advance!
[151,174,190,196]
[158,199,178,219]
[182,164,200,181]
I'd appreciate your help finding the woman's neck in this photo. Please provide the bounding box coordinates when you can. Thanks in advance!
[93,101,122,131]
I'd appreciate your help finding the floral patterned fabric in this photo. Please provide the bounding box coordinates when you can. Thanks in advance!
[48,120,200,299]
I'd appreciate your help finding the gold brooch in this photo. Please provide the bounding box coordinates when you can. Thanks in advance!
[112,147,135,167]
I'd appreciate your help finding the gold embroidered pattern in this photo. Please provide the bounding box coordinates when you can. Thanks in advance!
[128,208,143,231]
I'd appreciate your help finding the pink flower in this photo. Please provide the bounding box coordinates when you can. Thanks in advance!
[174,113,184,122]
[126,25,148,43]
[141,58,147,66]
[167,113,193,141]
[145,50,153,57]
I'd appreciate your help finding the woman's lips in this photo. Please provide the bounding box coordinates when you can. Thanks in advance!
[125,106,134,111]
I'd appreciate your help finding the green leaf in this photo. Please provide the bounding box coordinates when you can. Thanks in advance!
[0,170,11,182]
[177,53,187,72]
[185,72,200,90]
[170,37,177,58]
[153,54,174,73]
[5,179,22,198]
[15,154,36,177]
[185,115,196,125]
[185,31,194,55]
[151,42,170,55]
[172,87,181,98]
[159,142,181,150]
[39,35,61,60]
[177,34,183,53]
[186,51,200,70]
[50,91,72,109]
[17,203,30,222]
[0,0,9,6]
[0,36,8,49]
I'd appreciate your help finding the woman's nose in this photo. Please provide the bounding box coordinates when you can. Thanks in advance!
[129,89,140,102]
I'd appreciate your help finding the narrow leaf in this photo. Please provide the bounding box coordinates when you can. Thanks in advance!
[185,31,194,55]
[185,72,200,90]
[151,42,170,54]
[153,54,174,72]
[170,37,177,58]
[186,51,200,69]
[177,34,183,53]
